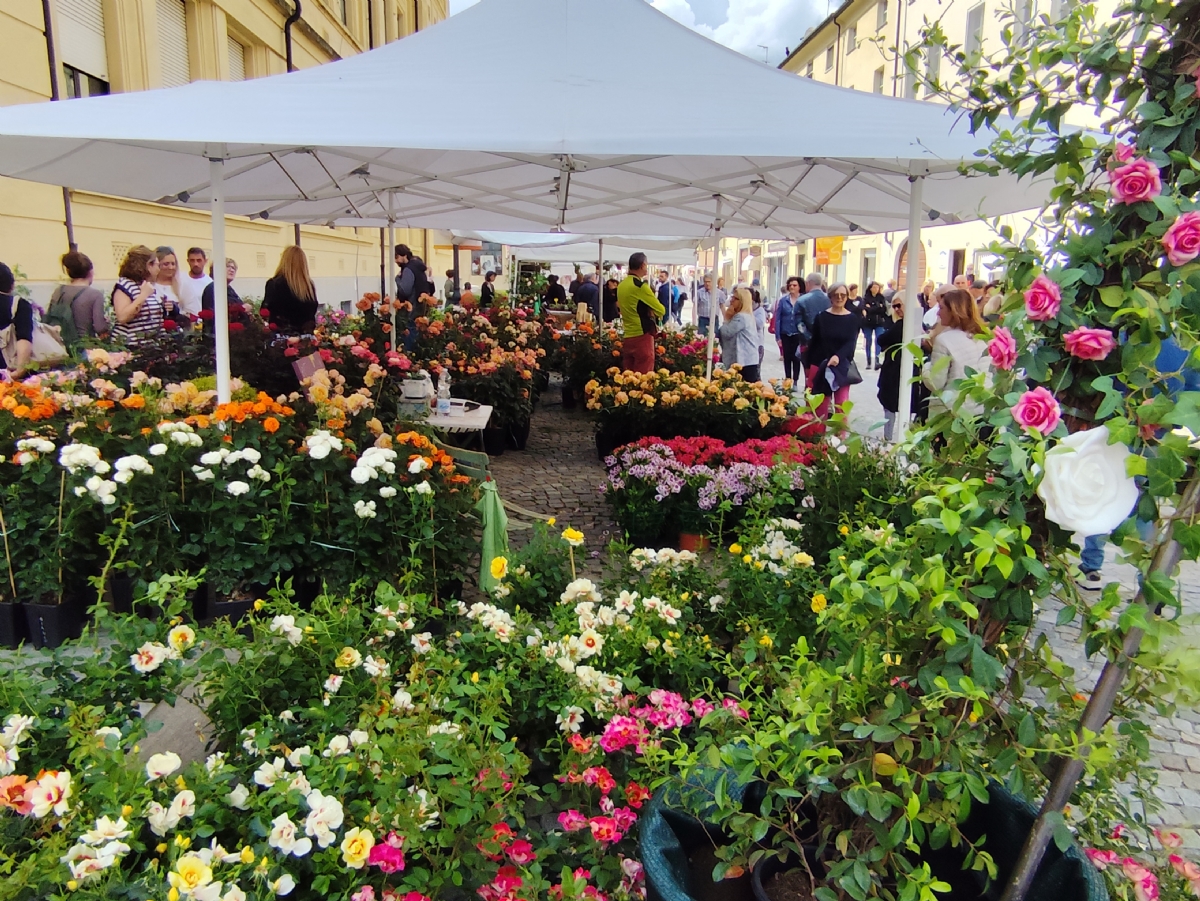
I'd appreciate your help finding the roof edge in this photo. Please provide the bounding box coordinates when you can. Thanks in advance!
[778,0,857,71]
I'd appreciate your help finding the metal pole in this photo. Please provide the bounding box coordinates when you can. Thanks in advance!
[597,238,604,329]
[692,246,700,327]
[999,472,1200,901]
[210,158,231,404]
[895,175,923,442]
[387,191,396,337]
[705,214,722,379]
[452,239,461,296]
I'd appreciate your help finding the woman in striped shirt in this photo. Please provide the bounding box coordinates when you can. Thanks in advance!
[112,245,165,347]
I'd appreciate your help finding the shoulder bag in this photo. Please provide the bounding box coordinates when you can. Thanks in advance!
[0,295,68,370]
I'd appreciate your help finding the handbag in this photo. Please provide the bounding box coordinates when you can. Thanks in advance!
[844,360,864,386]
[0,294,67,371]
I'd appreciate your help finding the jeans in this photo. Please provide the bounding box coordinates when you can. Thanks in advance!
[780,333,801,382]
[862,326,886,361]
[1081,534,1106,573]
[884,410,897,442]
[697,316,710,337]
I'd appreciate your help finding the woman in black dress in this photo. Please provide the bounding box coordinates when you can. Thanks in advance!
[805,283,863,419]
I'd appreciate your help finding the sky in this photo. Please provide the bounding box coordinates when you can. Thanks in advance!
[446,0,827,66]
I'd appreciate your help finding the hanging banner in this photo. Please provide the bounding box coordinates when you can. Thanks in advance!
[814,236,844,265]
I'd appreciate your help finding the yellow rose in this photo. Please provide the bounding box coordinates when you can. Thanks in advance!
[341,827,375,869]
[792,552,814,567]
[167,624,195,653]
[167,855,212,895]
[547,517,556,526]
[489,556,508,580]
[811,593,828,613]
[240,846,256,864]
[839,525,850,536]
[742,554,752,564]
[335,647,363,669]
[733,397,750,411]
[253,599,266,611]
[758,634,773,648]
[471,672,480,684]
[561,527,585,547]
[728,543,742,555]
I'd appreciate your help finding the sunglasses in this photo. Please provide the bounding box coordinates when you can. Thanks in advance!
[892,304,904,310]
[832,292,848,299]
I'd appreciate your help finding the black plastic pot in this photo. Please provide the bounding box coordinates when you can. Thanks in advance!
[561,381,578,410]
[507,417,532,450]
[24,601,84,650]
[751,849,824,901]
[482,426,507,456]
[0,602,27,648]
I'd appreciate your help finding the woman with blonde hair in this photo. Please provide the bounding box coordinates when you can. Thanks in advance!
[111,244,165,347]
[154,246,182,318]
[719,286,761,382]
[922,287,991,419]
[262,245,318,334]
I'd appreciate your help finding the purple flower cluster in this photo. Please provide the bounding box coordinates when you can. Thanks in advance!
[696,462,774,510]
[604,442,797,511]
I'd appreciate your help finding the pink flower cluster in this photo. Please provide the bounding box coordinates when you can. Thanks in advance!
[598,692,747,753]
[476,823,537,865]
[367,831,406,874]
[547,867,611,901]
[477,866,526,901]
[351,889,429,901]
[557,806,638,845]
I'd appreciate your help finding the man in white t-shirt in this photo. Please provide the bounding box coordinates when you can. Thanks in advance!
[178,247,212,316]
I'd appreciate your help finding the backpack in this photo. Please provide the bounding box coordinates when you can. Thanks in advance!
[44,287,82,349]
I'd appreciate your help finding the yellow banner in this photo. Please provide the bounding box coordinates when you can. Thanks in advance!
[815,236,844,265]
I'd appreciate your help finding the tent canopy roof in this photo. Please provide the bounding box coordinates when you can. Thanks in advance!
[0,0,1047,238]
[457,232,702,265]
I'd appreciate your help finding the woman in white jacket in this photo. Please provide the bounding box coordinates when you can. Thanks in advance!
[922,288,991,418]
[719,287,762,382]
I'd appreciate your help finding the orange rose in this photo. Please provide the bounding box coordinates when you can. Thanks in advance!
[263,417,280,434]
[120,395,146,409]
[0,775,31,814]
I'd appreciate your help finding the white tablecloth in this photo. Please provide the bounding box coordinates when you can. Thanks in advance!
[427,401,493,434]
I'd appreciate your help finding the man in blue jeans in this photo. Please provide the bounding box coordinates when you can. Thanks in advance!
[1079,336,1200,589]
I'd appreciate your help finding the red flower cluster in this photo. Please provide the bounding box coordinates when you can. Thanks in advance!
[625,434,815,467]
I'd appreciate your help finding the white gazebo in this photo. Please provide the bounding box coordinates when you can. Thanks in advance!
[0,0,1049,434]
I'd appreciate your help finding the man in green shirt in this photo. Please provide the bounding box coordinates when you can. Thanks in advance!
[617,252,665,373]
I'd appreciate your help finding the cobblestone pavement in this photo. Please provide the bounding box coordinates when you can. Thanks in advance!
[492,354,1200,846]
[487,382,618,579]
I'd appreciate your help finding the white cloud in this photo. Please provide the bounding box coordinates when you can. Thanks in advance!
[448,0,824,65]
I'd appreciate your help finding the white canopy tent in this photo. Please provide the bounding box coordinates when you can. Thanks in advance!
[453,232,701,267]
[0,0,1051,435]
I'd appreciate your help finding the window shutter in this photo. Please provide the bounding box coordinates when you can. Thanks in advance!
[58,0,108,80]
[228,36,245,80]
[157,0,191,87]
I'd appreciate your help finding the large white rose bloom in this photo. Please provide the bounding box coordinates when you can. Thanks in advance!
[1037,428,1138,534]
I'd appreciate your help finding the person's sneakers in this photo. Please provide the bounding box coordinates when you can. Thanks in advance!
[1079,571,1102,591]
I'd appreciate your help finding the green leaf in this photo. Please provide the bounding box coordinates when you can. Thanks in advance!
[970,640,1004,690]
[1017,713,1036,746]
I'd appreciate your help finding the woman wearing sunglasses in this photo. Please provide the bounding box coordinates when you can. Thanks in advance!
[876,295,909,441]
[805,282,863,418]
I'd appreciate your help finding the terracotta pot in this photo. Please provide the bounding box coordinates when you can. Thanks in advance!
[678,532,710,553]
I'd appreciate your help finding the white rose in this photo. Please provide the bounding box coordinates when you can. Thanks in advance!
[227,784,251,810]
[227,480,251,497]
[149,444,168,456]
[1037,428,1139,534]
[144,752,181,781]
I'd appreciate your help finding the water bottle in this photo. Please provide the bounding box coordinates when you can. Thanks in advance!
[437,373,451,415]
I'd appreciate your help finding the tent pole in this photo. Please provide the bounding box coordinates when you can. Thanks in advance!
[895,175,924,442]
[387,192,397,339]
[597,238,604,329]
[692,246,700,327]
[700,229,720,381]
[211,158,231,405]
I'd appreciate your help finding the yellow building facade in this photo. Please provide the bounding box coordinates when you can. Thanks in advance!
[0,0,455,306]
[752,0,1105,296]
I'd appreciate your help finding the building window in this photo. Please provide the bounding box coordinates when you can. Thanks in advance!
[824,45,835,70]
[1050,0,1073,19]
[925,50,941,94]
[157,0,190,87]
[58,0,109,85]
[846,23,857,54]
[872,67,885,93]
[876,0,888,30]
[904,65,918,98]
[340,0,348,25]
[964,4,985,56]
[1014,0,1033,43]
[227,37,245,80]
[805,61,814,78]
[63,64,109,98]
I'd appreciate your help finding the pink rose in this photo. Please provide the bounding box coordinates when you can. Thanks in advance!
[1170,855,1200,881]
[1122,858,1154,884]
[988,327,1018,370]
[1158,830,1185,850]
[1163,212,1200,267]
[1111,158,1162,204]
[1024,275,1062,321]
[1064,327,1116,361]
[557,809,588,832]
[1086,849,1120,871]
[1012,387,1061,434]
[1112,143,1135,164]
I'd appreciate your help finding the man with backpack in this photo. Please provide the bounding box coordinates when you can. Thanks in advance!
[395,244,434,350]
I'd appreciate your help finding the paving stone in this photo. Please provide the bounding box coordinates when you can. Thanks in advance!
[1159,753,1188,772]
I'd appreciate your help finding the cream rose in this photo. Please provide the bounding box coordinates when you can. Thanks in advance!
[1037,428,1138,534]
